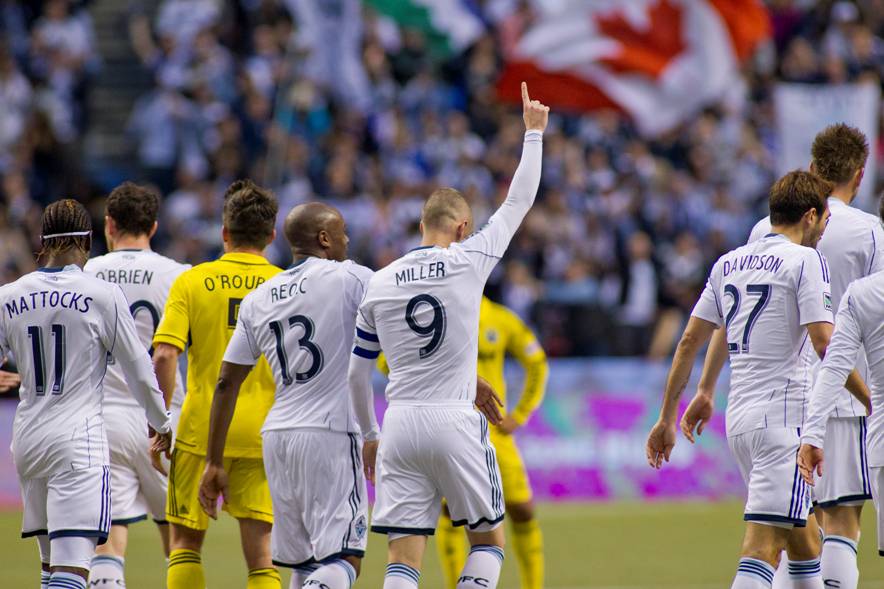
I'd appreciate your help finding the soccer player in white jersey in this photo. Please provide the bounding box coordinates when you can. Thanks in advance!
[84,183,190,587]
[683,124,881,588]
[798,195,884,566]
[196,202,372,589]
[646,171,870,589]
[0,199,172,589]
[347,83,547,589]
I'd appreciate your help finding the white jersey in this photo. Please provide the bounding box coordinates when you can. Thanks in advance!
[749,197,884,416]
[85,249,189,418]
[0,265,170,480]
[355,130,543,405]
[692,234,833,436]
[224,257,373,434]
[803,273,884,467]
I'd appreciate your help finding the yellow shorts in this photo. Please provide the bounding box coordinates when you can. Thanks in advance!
[489,428,533,505]
[166,448,273,530]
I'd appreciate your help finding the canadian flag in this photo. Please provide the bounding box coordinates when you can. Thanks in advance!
[497,0,770,135]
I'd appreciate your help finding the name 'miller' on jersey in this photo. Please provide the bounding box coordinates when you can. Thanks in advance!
[0,265,169,480]
[691,234,833,436]
[86,250,189,419]
[224,257,373,434]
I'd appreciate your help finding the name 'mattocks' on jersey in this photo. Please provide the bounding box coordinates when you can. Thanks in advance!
[691,233,834,436]
[224,257,373,434]
[355,130,543,406]
[749,197,884,418]
[86,249,189,418]
[0,265,170,480]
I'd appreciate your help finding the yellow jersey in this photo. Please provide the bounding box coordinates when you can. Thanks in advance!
[477,297,548,425]
[153,252,282,458]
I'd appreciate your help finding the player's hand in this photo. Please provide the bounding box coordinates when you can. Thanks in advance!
[150,448,168,476]
[198,463,229,520]
[646,420,676,469]
[521,82,549,132]
[0,369,21,393]
[362,440,379,485]
[680,393,714,444]
[475,376,504,425]
[798,444,824,486]
[497,416,521,435]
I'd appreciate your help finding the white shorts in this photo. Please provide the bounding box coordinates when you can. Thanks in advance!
[813,416,872,508]
[371,405,505,536]
[20,465,112,545]
[263,429,368,567]
[107,413,168,525]
[871,466,884,556]
[729,427,810,528]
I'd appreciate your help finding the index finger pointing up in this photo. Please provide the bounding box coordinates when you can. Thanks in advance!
[521,81,530,106]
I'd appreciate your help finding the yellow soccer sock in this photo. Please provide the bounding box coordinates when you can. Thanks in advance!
[168,549,205,589]
[247,567,281,589]
[512,519,545,589]
[436,514,468,589]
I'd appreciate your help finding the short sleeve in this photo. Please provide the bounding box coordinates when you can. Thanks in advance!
[868,223,884,274]
[344,263,373,312]
[797,250,834,326]
[223,299,261,366]
[690,265,723,327]
[153,271,190,350]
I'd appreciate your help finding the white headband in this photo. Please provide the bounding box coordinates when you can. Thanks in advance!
[41,231,91,240]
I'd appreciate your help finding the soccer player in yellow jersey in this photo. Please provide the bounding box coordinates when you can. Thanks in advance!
[152,180,283,589]
[380,295,548,589]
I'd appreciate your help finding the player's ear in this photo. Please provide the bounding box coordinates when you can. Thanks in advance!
[148,221,158,239]
[419,220,425,235]
[221,224,230,245]
[854,167,865,190]
[105,215,115,236]
[318,229,331,249]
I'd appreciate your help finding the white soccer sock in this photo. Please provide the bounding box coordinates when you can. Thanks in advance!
[290,564,319,588]
[457,545,504,588]
[41,570,50,588]
[788,558,823,588]
[771,551,790,588]
[733,557,775,588]
[384,563,420,588]
[90,554,126,587]
[302,560,356,589]
[48,571,87,589]
[822,536,859,589]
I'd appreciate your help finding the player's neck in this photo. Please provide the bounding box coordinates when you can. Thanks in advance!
[768,225,804,245]
[290,248,327,263]
[830,185,855,205]
[43,250,87,269]
[110,234,151,251]
[420,231,455,249]
[224,245,267,258]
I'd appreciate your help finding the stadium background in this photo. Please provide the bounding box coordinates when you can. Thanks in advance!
[0,0,882,586]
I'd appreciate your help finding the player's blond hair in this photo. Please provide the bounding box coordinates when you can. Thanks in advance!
[421,187,470,231]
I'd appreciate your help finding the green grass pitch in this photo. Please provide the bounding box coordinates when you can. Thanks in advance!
[2,502,882,588]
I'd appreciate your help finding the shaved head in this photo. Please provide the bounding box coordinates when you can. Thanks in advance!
[421,188,472,236]
[284,202,348,261]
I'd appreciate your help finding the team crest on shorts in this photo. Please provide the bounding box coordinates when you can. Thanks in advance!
[355,515,367,539]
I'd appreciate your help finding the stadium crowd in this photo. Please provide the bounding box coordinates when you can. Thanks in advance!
[0,0,882,356]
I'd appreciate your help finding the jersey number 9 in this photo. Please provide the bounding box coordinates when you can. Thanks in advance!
[405,294,447,359]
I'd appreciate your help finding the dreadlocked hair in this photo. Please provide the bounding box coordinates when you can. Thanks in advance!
[39,199,92,259]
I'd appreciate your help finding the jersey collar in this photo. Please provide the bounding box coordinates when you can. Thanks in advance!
[827,196,847,209]
[220,252,269,265]
[37,264,82,273]
[408,245,437,253]
[763,232,789,240]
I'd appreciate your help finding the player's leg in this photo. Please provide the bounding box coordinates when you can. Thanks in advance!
[494,431,543,589]
[441,413,507,589]
[223,456,279,588]
[435,503,467,589]
[91,525,130,586]
[386,535,428,588]
[871,467,884,560]
[783,514,823,588]
[20,476,51,587]
[165,449,209,589]
[299,432,368,589]
[37,536,51,588]
[732,523,790,588]
[814,416,871,589]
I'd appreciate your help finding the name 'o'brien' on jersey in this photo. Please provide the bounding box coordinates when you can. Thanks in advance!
[85,249,190,419]
[691,233,834,437]
[0,265,171,481]
[224,257,374,434]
